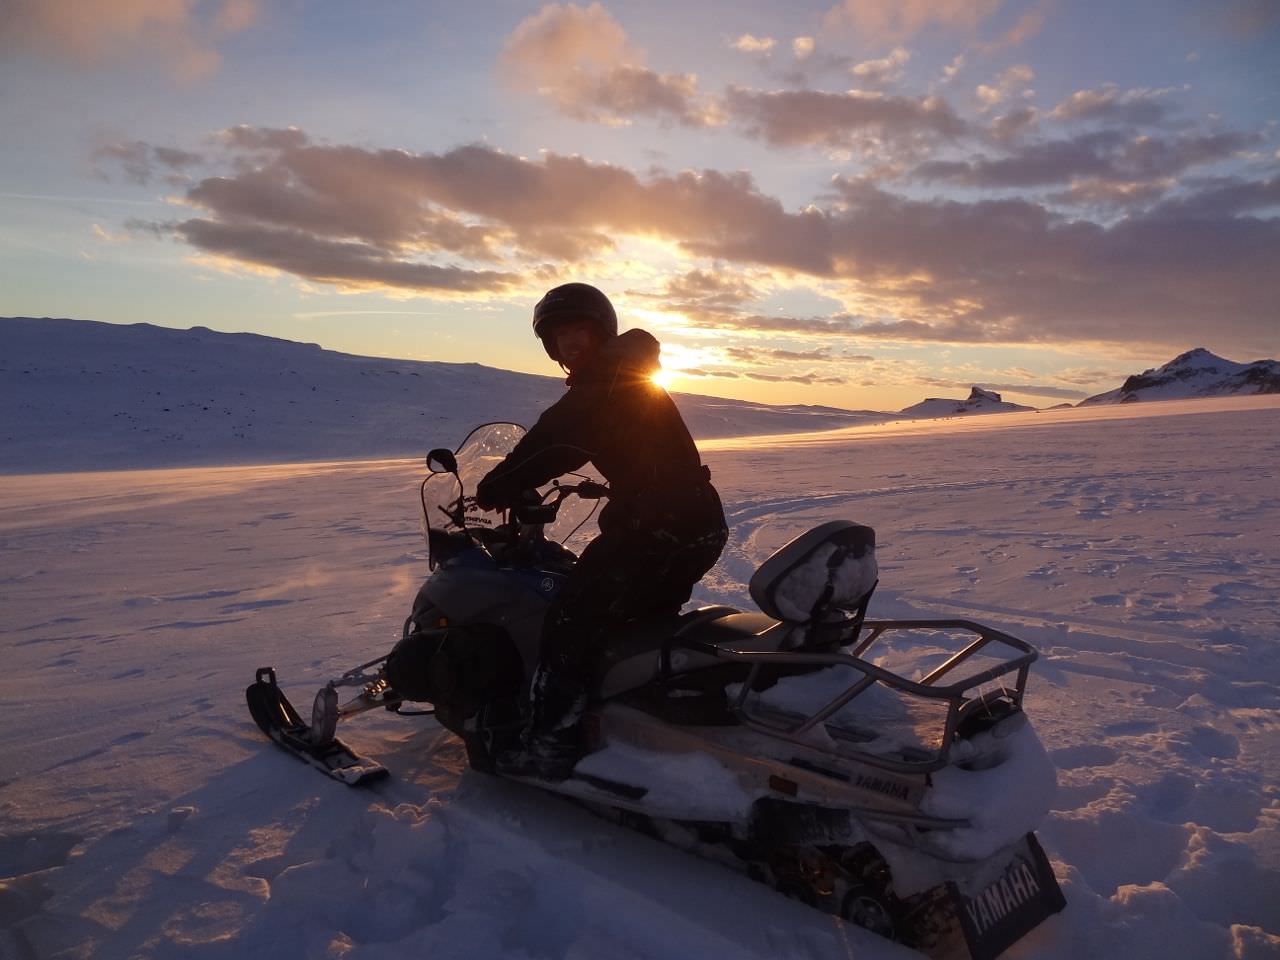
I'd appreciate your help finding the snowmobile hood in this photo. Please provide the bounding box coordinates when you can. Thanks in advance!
[567,328,660,386]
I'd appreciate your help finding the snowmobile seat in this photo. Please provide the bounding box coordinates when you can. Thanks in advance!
[748,521,877,624]
[593,523,877,701]
[594,607,795,700]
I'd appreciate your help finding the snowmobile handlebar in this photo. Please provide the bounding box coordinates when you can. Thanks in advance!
[508,478,610,525]
[450,479,607,567]
[558,478,609,500]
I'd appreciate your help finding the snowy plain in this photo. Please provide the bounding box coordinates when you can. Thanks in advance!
[2,394,1279,959]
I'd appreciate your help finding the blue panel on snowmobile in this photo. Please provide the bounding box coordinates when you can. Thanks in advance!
[510,567,568,600]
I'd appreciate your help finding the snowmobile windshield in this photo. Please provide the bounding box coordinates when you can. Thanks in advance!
[420,421,603,565]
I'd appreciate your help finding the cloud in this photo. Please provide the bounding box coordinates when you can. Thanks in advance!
[915,132,1121,187]
[684,313,869,336]
[724,346,875,363]
[154,146,204,170]
[724,87,967,150]
[1046,178,1174,212]
[500,2,631,72]
[94,141,203,185]
[988,106,1039,143]
[499,3,713,126]
[977,0,1051,52]
[177,219,517,293]
[121,126,1280,356]
[215,0,256,33]
[572,66,708,126]
[684,367,847,385]
[1142,175,1280,219]
[840,316,1007,342]
[913,129,1260,188]
[221,125,311,152]
[93,141,152,185]
[731,34,775,53]
[493,8,1019,152]
[749,371,848,384]
[122,218,169,239]
[850,47,911,87]
[1052,366,1130,386]
[1217,0,1280,37]
[0,0,257,79]
[638,269,759,313]
[982,383,1088,400]
[683,367,741,379]
[1049,84,1180,127]
[976,64,1035,108]
[823,0,1005,42]
[92,223,130,244]
[150,131,835,287]
[815,177,1280,354]
[918,378,1088,400]
[1095,130,1260,179]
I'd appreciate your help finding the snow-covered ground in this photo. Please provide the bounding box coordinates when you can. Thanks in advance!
[2,395,1279,959]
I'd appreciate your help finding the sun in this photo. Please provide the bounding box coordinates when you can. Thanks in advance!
[650,367,676,389]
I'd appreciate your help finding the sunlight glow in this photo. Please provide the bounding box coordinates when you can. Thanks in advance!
[650,367,676,389]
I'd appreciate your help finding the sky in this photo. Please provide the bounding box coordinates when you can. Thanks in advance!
[1,0,1278,411]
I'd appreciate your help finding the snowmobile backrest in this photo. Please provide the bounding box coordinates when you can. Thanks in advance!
[748,521,877,623]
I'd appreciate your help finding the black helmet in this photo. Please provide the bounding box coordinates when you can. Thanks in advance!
[532,283,618,361]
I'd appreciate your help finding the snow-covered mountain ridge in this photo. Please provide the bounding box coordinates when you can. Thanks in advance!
[899,386,1035,418]
[1082,347,1280,405]
[6,319,1274,474]
[0,317,884,472]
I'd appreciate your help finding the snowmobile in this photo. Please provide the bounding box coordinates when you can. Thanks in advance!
[246,422,1066,960]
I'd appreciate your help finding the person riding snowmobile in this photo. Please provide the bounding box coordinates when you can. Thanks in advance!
[475,282,728,780]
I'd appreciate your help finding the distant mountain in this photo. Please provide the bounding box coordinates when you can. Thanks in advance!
[1080,348,1280,405]
[899,386,1035,418]
[0,317,884,472]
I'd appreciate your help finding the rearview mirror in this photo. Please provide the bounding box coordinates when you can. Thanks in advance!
[426,448,459,474]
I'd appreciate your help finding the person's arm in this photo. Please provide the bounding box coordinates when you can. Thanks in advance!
[476,389,596,508]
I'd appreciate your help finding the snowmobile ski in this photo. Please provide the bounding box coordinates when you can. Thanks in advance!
[245,667,388,786]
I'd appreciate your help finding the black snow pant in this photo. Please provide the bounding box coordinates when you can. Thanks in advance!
[527,522,728,742]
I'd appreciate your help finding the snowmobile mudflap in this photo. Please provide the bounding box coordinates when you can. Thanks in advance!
[906,832,1065,960]
[245,667,388,787]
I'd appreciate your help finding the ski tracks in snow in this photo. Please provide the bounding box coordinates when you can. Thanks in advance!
[702,405,1280,956]
[3,399,1279,958]
[3,723,905,960]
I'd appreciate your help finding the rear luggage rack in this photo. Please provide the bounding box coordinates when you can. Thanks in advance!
[678,618,1038,774]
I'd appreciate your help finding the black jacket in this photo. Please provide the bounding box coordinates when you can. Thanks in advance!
[477,329,725,537]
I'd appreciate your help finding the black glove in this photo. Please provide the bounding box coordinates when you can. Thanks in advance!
[475,483,505,512]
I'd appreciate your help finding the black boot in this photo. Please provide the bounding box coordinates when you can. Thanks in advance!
[496,661,586,782]
[494,725,581,782]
